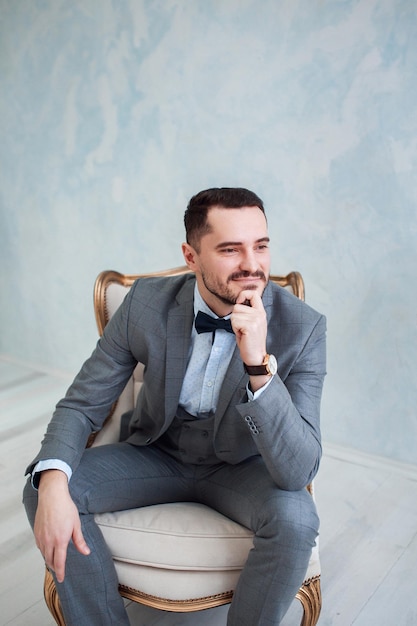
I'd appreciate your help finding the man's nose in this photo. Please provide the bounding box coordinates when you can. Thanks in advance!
[240,251,258,273]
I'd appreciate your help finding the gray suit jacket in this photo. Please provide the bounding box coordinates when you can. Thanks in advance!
[27,274,326,491]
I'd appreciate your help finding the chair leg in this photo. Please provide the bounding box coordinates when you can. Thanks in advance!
[44,567,66,626]
[295,576,322,626]
[44,563,321,626]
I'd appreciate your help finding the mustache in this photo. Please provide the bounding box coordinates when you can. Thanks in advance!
[227,270,267,282]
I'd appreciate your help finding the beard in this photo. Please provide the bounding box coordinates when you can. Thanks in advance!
[201,269,268,306]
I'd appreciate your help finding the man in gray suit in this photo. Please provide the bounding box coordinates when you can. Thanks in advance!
[24,187,326,625]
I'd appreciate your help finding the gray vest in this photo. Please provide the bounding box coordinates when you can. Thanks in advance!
[156,407,219,465]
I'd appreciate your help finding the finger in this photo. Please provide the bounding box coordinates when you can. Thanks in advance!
[43,544,55,572]
[235,290,262,308]
[37,544,47,563]
[72,523,91,556]
[52,545,68,583]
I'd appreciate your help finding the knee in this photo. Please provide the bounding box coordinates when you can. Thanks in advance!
[257,489,319,549]
[22,476,38,529]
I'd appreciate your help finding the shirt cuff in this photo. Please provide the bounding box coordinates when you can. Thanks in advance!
[32,459,72,489]
[246,375,274,401]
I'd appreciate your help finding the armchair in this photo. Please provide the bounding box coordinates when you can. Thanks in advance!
[44,266,321,626]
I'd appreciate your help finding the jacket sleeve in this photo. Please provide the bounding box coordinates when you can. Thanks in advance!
[236,313,327,491]
[25,284,139,476]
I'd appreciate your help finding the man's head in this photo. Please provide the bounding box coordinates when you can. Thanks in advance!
[182,187,270,316]
[184,187,266,252]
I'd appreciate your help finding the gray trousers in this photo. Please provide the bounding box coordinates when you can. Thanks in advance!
[23,442,319,626]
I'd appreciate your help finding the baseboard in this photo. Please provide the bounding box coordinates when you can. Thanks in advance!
[323,441,417,481]
[0,353,76,381]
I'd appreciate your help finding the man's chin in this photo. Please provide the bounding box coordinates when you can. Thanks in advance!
[240,283,260,291]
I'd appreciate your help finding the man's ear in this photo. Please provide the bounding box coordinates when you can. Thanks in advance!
[182,242,199,270]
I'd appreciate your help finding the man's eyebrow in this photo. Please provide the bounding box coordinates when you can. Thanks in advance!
[215,237,270,250]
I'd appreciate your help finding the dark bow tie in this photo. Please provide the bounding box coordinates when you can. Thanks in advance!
[195,311,234,334]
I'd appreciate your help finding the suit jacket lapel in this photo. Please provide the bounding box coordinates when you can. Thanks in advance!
[164,278,195,421]
[262,280,274,326]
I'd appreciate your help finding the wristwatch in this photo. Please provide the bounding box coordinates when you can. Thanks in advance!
[244,354,277,376]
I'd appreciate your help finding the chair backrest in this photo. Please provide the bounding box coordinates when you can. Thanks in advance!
[91,266,305,447]
[94,265,305,335]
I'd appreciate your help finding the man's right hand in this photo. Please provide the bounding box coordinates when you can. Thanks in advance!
[34,469,90,582]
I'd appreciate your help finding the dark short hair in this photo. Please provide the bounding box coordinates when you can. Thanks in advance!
[184,187,265,250]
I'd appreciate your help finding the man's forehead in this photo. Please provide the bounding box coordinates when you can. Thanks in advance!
[207,205,266,224]
[202,207,269,245]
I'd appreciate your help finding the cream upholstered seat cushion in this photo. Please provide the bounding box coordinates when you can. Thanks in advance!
[95,500,320,601]
[95,502,254,600]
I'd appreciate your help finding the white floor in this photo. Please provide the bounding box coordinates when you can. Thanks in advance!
[1,354,417,626]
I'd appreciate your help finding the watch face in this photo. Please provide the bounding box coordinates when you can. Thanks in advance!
[268,354,278,376]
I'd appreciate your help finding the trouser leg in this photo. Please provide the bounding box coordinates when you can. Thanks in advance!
[24,477,125,626]
[23,442,194,626]
[196,458,319,626]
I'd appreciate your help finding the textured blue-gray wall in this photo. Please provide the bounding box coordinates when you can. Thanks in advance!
[1,0,416,464]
